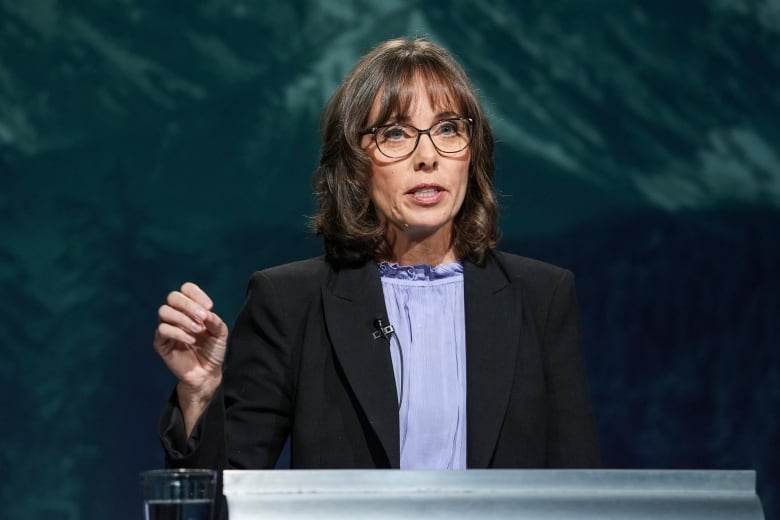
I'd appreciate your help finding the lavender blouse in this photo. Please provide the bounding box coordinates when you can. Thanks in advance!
[378,261,467,469]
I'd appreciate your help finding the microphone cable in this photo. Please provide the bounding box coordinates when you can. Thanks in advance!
[374,316,404,408]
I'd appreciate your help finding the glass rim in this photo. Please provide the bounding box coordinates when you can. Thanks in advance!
[141,468,217,478]
[366,117,473,159]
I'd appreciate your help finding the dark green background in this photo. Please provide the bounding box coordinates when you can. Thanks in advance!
[1,1,778,519]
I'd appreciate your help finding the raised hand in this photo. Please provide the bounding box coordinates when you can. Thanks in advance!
[154,282,228,433]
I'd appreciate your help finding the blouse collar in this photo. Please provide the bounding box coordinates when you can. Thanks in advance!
[378,260,463,281]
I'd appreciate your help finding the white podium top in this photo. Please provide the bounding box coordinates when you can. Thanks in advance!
[222,469,764,519]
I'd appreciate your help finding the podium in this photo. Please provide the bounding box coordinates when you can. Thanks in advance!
[222,469,764,519]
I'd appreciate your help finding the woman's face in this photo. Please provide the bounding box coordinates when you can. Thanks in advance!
[362,80,470,252]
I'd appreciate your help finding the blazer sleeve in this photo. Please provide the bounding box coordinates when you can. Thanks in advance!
[158,270,295,470]
[542,269,601,467]
[158,385,227,469]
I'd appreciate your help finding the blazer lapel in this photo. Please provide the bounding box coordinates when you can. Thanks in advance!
[465,252,521,467]
[321,261,401,467]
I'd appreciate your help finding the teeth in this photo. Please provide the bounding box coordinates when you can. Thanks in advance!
[414,188,437,197]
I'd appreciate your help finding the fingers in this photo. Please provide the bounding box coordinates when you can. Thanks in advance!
[156,282,228,345]
[165,287,210,325]
[158,304,206,335]
[154,322,198,348]
[180,282,213,311]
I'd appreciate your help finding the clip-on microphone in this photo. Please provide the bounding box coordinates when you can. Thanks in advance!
[372,317,395,340]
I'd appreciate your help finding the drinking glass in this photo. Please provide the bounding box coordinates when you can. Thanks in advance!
[141,468,217,520]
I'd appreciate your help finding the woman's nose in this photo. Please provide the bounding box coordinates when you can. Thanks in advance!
[413,133,438,171]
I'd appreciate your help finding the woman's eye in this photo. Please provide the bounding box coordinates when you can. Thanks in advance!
[381,126,408,141]
[436,122,458,136]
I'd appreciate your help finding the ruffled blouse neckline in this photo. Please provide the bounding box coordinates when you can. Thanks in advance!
[378,261,463,281]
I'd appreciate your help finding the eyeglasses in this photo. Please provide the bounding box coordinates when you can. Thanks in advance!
[361,117,473,159]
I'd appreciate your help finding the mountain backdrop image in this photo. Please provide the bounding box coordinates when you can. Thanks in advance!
[1,1,778,518]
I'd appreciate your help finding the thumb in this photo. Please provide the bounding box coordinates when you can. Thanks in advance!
[203,310,228,338]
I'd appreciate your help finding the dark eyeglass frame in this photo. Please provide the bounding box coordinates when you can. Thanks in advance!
[360,117,474,159]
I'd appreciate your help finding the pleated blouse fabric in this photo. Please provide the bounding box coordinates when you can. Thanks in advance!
[378,261,467,469]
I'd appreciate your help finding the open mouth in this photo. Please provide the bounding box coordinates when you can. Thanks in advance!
[407,185,444,204]
[412,187,439,197]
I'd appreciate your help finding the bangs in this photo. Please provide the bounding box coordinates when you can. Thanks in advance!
[368,64,469,127]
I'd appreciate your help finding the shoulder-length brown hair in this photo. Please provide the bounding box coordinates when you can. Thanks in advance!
[311,37,499,266]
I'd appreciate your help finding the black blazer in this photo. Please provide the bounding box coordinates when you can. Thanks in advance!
[160,250,599,470]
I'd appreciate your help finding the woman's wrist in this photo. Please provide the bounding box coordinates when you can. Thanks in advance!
[176,374,222,407]
[177,374,222,437]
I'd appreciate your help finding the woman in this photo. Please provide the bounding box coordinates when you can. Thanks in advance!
[155,37,599,471]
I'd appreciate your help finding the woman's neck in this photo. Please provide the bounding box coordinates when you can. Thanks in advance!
[385,227,458,266]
